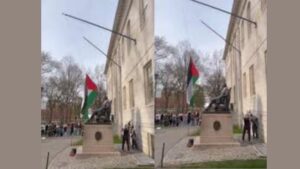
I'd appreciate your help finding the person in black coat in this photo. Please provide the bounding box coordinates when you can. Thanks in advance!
[250,114,259,139]
[122,125,130,151]
[242,112,251,142]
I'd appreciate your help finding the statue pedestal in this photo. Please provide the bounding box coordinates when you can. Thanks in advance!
[198,113,239,146]
[77,124,120,157]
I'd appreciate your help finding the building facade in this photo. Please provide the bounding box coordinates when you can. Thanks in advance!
[223,0,267,142]
[105,0,155,158]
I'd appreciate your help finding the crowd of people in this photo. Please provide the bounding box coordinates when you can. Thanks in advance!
[242,111,260,142]
[121,121,138,152]
[41,122,83,137]
[155,111,201,127]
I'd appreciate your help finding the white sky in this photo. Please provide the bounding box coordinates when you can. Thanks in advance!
[42,0,118,71]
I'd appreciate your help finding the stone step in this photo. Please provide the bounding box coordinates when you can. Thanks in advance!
[133,153,154,167]
[253,143,267,157]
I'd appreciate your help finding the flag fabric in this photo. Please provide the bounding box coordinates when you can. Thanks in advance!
[186,57,200,106]
[81,74,98,123]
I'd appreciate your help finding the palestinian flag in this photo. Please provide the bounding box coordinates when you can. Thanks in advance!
[186,57,200,106]
[81,74,97,123]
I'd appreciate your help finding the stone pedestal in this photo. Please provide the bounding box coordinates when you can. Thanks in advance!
[199,113,239,146]
[78,124,120,157]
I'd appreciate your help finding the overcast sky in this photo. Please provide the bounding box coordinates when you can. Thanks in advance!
[42,0,118,72]
[156,0,233,55]
[42,0,233,71]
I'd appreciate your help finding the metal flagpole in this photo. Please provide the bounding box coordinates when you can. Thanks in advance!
[62,13,136,44]
[200,20,243,118]
[82,36,122,135]
[200,20,240,54]
[190,0,257,27]
[83,36,121,68]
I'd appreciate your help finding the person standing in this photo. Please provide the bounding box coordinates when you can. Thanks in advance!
[242,112,251,142]
[122,125,130,151]
[251,114,259,139]
[187,112,191,125]
[131,128,138,150]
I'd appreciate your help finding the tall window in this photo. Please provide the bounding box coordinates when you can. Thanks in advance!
[127,20,131,54]
[265,50,267,76]
[243,73,247,97]
[122,37,125,64]
[232,85,236,111]
[241,21,244,48]
[139,0,146,29]
[261,0,267,11]
[247,2,252,37]
[129,79,135,108]
[249,65,256,95]
[123,86,127,110]
[144,61,153,104]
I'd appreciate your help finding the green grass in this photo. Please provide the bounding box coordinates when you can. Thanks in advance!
[179,159,267,168]
[71,138,83,146]
[189,128,201,136]
[113,134,122,144]
[106,166,154,169]
[233,125,243,134]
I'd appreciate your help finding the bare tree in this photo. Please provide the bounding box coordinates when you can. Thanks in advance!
[91,64,107,109]
[202,49,226,98]
[56,56,84,123]
[155,36,177,60]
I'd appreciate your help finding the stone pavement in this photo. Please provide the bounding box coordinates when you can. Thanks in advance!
[48,144,154,169]
[155,126,199,167]
[41,136,82,169]
[162,135,265,167]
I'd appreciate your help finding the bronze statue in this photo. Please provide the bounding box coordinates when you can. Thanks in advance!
[87,96,112,124]
[204,83,231,113]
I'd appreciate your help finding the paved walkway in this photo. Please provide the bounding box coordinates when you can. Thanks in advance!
[41,136,81,169]
[48,146,155,169]
[163,135,266,167]
[155,125,199,167]
[45,140,154,169]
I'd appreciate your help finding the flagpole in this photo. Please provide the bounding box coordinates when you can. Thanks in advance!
[62,13,137,44]
[190,0,257,27]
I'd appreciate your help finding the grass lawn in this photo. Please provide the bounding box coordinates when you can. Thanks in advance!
[71,138,83,146]
[189,128,201,136]
[113,134,122,144]
[106,166,154,169]
[233,125,243,134]
[179,159,267,168]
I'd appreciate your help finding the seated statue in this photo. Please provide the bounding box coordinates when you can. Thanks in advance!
[87,96,112,124]
[204,84,231,113]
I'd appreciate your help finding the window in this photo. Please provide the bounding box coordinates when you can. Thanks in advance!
[249,65,256,95]
[261,0,267,11]
[265,50,267,76]
[144,61,153,104]
[129,79,135,108]
[232,85,236,111]
[123,86,127,110]
[139,0,146,29]
[127,20,131,54]
[243,73,247,97]
[241,21,244,48]
[247,2,252,37]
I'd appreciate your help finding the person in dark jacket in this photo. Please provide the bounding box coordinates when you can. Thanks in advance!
[242,112,251,142]
[122,125,130,151]
[250,114,259,139]
[131,129,138,150]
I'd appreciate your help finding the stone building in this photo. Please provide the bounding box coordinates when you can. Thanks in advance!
[104,0,154,157]
[223,0,267,142]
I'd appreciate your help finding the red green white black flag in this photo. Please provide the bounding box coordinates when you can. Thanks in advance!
[81,74,98,123]
[186,57,200,106]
